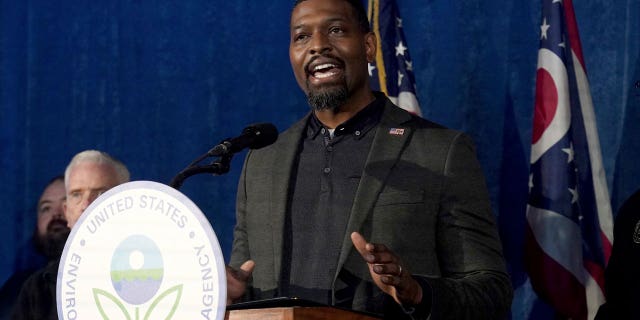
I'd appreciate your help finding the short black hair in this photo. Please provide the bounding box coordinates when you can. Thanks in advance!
[293,0,371,33]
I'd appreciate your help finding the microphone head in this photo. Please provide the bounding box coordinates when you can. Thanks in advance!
[242,123,278,150]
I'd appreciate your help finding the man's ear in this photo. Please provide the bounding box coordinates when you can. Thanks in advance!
[365,31,377,63]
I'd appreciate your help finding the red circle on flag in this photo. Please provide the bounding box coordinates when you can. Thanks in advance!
[532,68,558,144]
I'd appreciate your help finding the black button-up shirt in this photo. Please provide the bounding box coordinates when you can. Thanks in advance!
[282,97,384,303]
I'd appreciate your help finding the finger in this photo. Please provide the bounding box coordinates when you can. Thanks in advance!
[380,274,402,286]
[367,242,389,253]
[372,263,402,276]
[351,232,379,263]
[359,243,397,264]
[240,260,255,274]
[237,260,255,281]
[351,232,369,256]
[369,250,397,264]
[228,260,255,281]
[355,237,390,257]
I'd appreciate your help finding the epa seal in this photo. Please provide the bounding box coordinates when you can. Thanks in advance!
[57,181,226,320]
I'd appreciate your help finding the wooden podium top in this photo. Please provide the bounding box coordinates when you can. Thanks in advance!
[225,306,381,320]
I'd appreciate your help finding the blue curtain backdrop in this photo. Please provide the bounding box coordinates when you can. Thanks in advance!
[1,0,638,318]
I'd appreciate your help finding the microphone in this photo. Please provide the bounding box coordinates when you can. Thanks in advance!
[169,122,278,189]
[207,123,278,156]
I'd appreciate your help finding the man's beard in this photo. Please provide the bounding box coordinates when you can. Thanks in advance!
[306,81,348,112]
[33,222,71,260]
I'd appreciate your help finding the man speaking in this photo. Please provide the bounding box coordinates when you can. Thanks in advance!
[226,0,513,319]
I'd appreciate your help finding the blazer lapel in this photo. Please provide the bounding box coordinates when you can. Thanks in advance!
[268,115,309,283]
[336,102,414,273]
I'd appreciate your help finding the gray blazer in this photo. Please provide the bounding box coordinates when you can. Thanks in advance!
[230,97,512,319]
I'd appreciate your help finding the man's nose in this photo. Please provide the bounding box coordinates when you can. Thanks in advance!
[53,205,65,219]
[309,33,331,55]
[80,194,98,211]
[80,198,90,212]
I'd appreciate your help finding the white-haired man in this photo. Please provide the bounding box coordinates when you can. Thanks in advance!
[62,150,130,228]
[12,150,129,320]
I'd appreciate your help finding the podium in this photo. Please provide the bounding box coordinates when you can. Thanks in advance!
[225,298,382,320]
[225,306,381,320]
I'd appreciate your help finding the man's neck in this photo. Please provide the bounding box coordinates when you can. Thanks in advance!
[313,90,376,129]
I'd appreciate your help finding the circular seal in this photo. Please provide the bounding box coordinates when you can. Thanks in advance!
[57,181,226,320]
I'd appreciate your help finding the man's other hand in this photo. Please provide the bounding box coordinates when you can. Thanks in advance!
[226,260,255,305]
[351,232,422,306]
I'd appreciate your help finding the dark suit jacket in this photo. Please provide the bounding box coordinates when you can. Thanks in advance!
[595,189,640,320]
[11,259,58,320]
[230,96,513,319]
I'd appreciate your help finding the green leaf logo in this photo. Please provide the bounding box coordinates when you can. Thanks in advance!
[144,284,183,320]
[93,288,131,320]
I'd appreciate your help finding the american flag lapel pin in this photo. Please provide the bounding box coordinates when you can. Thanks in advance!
[388,128,405,136]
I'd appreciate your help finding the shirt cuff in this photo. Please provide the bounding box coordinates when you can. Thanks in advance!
[400,276,433,319]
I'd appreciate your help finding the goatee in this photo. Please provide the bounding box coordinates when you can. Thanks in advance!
[306,83,348,112]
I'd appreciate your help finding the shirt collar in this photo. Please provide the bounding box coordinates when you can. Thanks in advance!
[306,94,385,140]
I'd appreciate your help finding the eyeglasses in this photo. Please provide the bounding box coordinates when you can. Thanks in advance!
[66,189,108,206]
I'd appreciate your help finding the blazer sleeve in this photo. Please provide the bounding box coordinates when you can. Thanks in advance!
[230,152,251,269]
[419,132,513,319]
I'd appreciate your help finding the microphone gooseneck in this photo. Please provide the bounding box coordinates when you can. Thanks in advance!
[207,123,278,156]
[170,123,279,189]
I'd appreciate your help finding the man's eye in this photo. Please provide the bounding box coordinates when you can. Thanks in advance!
[329,27,344,34]
[294,34,309,42]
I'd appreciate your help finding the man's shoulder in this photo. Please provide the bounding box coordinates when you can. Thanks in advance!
[0,269,37,299]
[380,98,448,128]
[23,259,59,285]
[615,189,640,225]
[381,102,466,141]
[12,260,58,320]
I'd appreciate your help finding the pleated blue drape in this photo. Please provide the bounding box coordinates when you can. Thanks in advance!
[1,0,638,318]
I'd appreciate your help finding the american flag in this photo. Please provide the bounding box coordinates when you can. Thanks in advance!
[388,128,405,136]
[366,0,422,116]
[525,0,614,319]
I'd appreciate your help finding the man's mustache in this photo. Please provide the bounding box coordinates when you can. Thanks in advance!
[47,218,69,232]
[305,54,345,75]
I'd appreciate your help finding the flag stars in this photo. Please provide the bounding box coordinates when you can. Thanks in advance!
[396,41,408,56]
[405,60,413,71]
[559,35,567,48]
[368,63,376,77]
[397,71,405,87]
[568,187,579,204]
[396,17,403,28]
[562,144,575,163]
[540,18,550,40]
[529,174,534,191]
